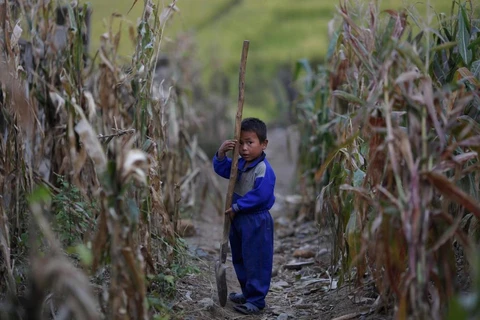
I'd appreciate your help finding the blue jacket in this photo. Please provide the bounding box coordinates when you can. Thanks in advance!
[212,152,276,214]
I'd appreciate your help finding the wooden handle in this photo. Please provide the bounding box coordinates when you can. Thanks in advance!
[220,40,249,263]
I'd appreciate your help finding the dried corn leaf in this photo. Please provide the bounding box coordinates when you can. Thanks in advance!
[10,23,22,48]
[456,67,480,87]
[0,53,35,136]
[83,91,97,123]
[332,90,366,106]
[346,210,361,263]
[160,2,180,27]
[395,129,415,172]
[150,186,174,243]
[34,257,100,320]
[75,119,107,173]
[421,77,446,147]
[121,150,149,185]
[429,213,462,253]
[425,171,480,219]
[395,70,420,84]
[0,207,15,293]
[92,199,108,272]
[458,136,480,148]
[121,247,147,319]
[452,152,478,164]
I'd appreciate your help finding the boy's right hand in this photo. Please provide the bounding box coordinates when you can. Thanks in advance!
[217,139,237,159]
[225,207,235,222]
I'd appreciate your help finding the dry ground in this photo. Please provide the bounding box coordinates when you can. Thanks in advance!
[174,127,392,320]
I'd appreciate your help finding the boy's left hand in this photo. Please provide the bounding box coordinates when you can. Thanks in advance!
[225,207,235,221]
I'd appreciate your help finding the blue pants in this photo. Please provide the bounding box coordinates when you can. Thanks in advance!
[229,211,274,309]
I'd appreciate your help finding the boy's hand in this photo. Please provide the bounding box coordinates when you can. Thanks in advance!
[217,139,237,159]
[225,207,235,221]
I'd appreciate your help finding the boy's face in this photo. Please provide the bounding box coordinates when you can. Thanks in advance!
[239,130,268,162]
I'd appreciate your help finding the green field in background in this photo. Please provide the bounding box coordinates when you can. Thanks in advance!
[86,0,457,120]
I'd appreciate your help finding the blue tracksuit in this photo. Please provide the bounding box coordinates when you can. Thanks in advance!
[213,152,276,309]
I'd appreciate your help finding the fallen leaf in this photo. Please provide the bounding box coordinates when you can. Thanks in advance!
[293,249,315,259]
[271,280,290,291]
[348,295,375,304]
[299,278,329,287]
[318,248,329,256]
[277,313,289,320]
[277,228,295,239]
[283,260,315,270]
[330,279,338,290]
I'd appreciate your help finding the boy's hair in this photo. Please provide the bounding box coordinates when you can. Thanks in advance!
[241,118,267,142]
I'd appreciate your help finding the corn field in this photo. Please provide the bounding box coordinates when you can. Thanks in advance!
[1,0,480,319]
[293,0,480,319]
[0,0,223,319]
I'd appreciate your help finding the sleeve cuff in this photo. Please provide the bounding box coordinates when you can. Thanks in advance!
[232,203,240,212]
[214,152,227,162]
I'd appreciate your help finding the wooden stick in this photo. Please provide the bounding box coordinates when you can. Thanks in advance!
[220,40,249,264]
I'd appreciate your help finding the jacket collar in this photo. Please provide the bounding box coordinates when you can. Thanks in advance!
[239,152,266,171]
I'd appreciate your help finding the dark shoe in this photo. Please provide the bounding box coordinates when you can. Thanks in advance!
[233,302,260,315]
[228,292,246,304]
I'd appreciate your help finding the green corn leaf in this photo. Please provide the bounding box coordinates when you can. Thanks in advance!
[74,244,93,267]
[353,169,366,188]
[28,184,51,204]
[314,132,360,182]
[396,42,427,74]
[380,17,396,51]
[413,30,424,47]
[430,41,457,52]
[460,3,471,34]
[472,60,480,80]
[326,30,341,61]
[294,58,313,81]
[447,295,475,319]
[431,54,448,83]
[351,37,376,75]
[467,37,480,50]
[65,2,77,31]
[442,26,452,42]
[127,198,140,223]
[457,5,472,65]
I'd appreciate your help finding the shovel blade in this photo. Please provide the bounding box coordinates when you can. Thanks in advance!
[215,260,228,307]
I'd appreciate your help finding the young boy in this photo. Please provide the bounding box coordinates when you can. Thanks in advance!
[212,117,276,315]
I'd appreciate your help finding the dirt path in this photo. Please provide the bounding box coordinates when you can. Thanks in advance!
[175,127,390,320]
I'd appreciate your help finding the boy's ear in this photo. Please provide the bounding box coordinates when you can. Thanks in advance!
[262,139,269,150]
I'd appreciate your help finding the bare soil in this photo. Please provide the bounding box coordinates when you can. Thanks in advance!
[174,127,392,320]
